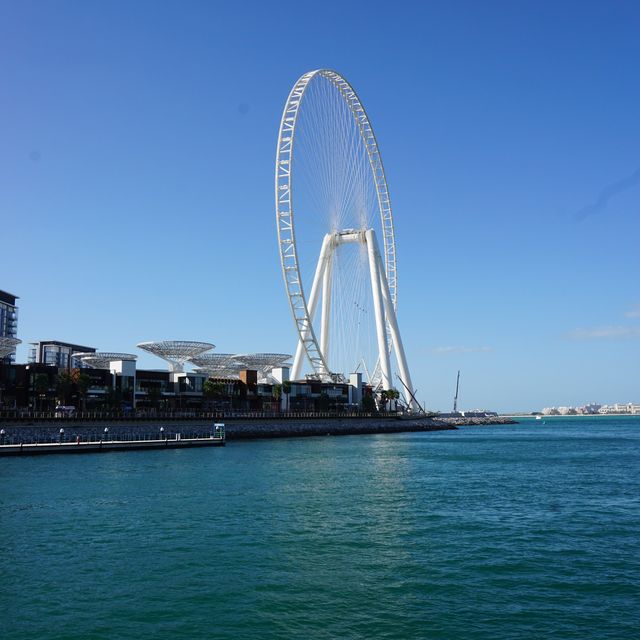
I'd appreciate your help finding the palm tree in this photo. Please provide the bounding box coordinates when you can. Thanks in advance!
[203,380,225,398]
[317,392,330,411]
[386,388,400,412]
[272,384,282,412]
[104,386,122,411]
[56,371,73,405]
[362,394,376,413]
[147,386,162,410]
[282,381,291,412]
[75,372,91,412]
[33,374,50,411]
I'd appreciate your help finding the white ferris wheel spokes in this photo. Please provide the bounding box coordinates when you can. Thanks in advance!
[275,69,417,410]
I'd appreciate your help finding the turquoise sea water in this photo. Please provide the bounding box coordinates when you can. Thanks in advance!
[2,416,639,639]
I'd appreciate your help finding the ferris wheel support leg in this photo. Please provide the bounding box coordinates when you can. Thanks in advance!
[291,233,333,380]
[374,243,419,412]
[320,247,333,361]
[291,339,305,380]
[365,230,392,391]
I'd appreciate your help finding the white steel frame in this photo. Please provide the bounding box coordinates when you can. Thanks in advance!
[73,352,137,369]
[275,69,417,409]
[189,353,248,378]
[137,341,214,373]
[0,337,21,359]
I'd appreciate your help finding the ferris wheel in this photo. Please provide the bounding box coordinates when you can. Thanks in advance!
[275,69,417,409]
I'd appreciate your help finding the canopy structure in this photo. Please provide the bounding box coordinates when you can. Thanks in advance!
[189,353,247,379]
[193,364,247,380]
[73,352,137,369]
[0,337,21,359]
[234,353,292,382]
[137,341,214,372]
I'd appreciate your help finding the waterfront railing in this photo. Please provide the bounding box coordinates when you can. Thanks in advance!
[0,429,225,447]
[0,409,397,421]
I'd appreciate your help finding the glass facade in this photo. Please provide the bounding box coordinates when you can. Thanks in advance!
[29,342,96,368]
[0,290,19,363]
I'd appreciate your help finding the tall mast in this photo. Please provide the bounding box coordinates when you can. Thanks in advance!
[453,370,461,412]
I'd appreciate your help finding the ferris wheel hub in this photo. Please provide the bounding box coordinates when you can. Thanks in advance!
[332,229,367,245]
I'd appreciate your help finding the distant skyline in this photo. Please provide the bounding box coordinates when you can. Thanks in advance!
[2,0,639,412]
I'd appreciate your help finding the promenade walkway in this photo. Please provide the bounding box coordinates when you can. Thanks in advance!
[0,432,225,456]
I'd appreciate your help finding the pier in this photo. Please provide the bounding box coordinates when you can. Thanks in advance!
[0,426,225,456]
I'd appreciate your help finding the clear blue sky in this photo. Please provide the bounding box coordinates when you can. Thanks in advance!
[1,0,638,412]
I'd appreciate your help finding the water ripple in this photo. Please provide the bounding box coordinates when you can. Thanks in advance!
[1,418,639,639]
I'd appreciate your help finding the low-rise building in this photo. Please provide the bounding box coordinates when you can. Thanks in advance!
[29,340,96,369]
[0,290,19,363]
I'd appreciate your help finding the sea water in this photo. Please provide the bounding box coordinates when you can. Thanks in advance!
[2,416,639,639]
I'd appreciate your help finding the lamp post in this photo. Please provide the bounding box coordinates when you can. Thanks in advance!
[160,426,165,441]
[59,427,64,443]
[103,427,109,442]
[0,428,5,445]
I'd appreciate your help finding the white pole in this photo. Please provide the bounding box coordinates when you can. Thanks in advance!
[373,234,419,412]
[320,246,333,363]
[291,233,333,380]
[365,229,391,390]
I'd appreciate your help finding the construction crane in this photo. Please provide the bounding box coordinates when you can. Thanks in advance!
[453,370,461,413]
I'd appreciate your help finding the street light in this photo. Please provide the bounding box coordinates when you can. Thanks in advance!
[160,426,165,440]
[104,427,109,442]
[0,428,5,445]
[59,428,64,443]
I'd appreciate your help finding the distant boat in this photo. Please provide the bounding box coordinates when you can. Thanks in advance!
[536,415,543,420]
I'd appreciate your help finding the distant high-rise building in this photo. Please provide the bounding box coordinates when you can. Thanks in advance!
[29,340,96,368]
[0,289,19,363]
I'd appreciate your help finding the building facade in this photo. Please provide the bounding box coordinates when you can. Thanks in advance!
[29,341,96,369]
[0,290,19,363]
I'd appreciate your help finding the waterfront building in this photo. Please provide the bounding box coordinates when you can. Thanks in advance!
[542,403,639,416]
[0,290,19,363]
[29,340,96,369]
[349,372,363,407]
[0,363,112,411]
[285,379,351,411]
[580,403,602,414]
[135,370,175,409]
[3,351,370,413]
[172,371,205,406]
[599,403,640,415]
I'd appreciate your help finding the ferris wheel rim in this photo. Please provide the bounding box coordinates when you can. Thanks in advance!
[275,69,397,379]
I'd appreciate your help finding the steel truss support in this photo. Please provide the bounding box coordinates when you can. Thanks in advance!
[321,249,333,360]
[370,231,419,412]
[291,234,333,380]
[365,229,392,391]
[291,229,418,412]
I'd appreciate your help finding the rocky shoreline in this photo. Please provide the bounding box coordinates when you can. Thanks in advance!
[225,416,517,439]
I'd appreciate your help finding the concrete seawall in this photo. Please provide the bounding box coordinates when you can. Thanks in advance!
[0,416,516,446]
